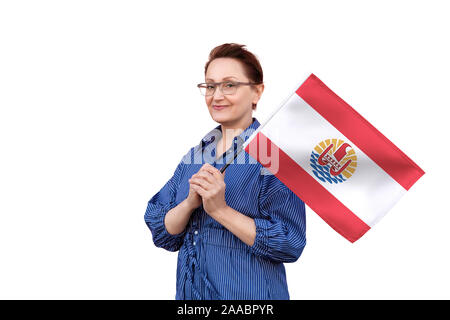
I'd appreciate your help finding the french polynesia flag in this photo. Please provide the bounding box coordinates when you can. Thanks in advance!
[243,74,425,243]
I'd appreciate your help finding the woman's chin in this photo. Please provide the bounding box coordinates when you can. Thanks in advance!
[210,110,233,123]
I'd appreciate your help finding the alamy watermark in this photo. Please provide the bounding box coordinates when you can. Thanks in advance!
[181,128,280,175]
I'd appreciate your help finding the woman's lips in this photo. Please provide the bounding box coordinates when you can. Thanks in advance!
[212,105,229,110]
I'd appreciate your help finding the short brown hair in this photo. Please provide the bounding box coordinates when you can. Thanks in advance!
[204,43,263,110]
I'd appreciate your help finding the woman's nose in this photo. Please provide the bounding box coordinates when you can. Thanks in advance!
[212,86,225,99]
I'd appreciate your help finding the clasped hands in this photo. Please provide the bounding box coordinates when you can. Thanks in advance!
[186,163,228,218]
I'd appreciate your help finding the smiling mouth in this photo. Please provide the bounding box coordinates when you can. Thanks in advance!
[213,105,229,110]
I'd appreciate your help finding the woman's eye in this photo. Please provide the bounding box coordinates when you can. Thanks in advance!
[225,83,235,87]
[206,85,215,89]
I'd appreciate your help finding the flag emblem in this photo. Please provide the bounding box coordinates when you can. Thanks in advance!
[310,138,358,184]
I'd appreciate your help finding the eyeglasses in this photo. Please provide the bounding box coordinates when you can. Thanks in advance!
[197,81,262,96]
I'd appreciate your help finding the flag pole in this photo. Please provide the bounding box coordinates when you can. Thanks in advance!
[220,146,244,173]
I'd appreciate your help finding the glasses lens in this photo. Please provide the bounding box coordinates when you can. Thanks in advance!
[199,82,237,96]
[206,84,216,96]
[198,84,208,96]
[199,83,216,96]
[221,82,237,95]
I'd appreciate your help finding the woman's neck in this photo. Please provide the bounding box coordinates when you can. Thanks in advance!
[220,117,253,143]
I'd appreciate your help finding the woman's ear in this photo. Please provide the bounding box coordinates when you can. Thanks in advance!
[252,83,264,108]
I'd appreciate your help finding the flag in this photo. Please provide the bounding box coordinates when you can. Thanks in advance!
[243,74,425,242]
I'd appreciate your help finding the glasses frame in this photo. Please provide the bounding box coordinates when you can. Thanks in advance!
[197,81,262,96]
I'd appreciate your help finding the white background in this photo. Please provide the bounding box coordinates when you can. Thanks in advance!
[0,0,448,299]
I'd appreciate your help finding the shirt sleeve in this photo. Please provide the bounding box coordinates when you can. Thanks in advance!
[144,155,188,252]
[250,174,307,263]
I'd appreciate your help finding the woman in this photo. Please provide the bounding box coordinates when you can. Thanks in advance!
[144,43,306,300]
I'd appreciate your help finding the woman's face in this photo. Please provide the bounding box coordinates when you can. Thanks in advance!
[204,57,263,126]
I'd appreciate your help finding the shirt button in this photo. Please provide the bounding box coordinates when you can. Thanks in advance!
[194,230,198,235]
[193,241,196,246]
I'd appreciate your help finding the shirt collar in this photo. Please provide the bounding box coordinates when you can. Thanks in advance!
[198,117,261,152]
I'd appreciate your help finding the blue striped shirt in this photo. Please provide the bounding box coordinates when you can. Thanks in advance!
[144,117,306,300]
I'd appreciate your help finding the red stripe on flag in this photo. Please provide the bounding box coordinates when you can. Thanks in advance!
[245,131,370,243]
[296,74,425,191]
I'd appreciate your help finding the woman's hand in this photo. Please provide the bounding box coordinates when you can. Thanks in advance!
[189,163,227,218]
[185,179,203,210]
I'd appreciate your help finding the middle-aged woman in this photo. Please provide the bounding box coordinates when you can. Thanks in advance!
[144,43,306,300]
